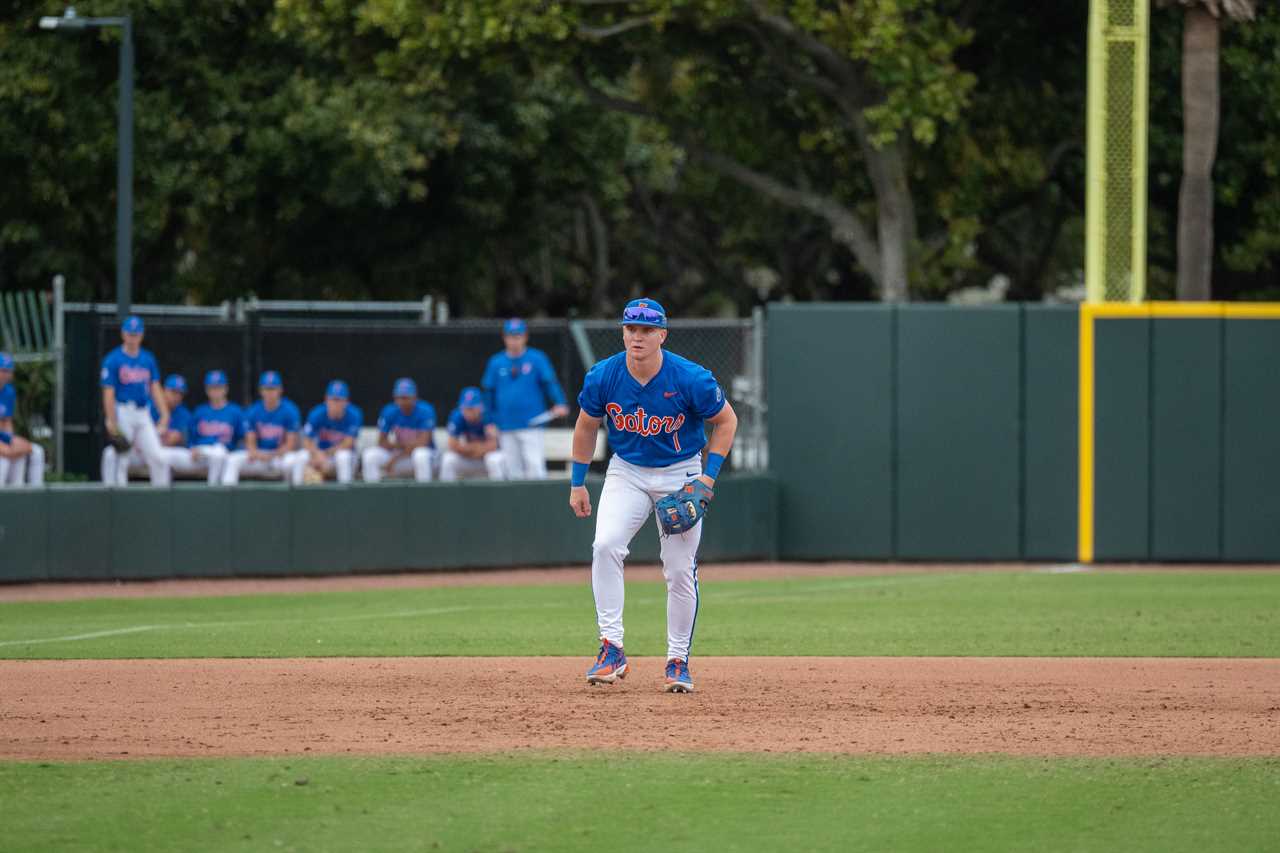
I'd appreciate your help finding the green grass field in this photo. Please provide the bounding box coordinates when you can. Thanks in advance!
[3,754,1278,853]
[2,571,1278,659]
[5,569,1279,852]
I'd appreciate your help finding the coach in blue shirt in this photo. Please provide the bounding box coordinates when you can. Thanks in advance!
[481,318,569,480]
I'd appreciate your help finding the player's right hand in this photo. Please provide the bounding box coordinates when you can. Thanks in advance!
[105,419,119,436]
[569,485,591,518]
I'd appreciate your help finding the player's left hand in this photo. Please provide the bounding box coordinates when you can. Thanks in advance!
[551,404,570,419]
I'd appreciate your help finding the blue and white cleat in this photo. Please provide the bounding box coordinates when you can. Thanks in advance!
[586,638,628,685]
[664,658,694,693]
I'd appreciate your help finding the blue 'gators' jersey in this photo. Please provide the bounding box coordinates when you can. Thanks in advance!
[0,383,15,421]
[99,346,161,406]
[446,407,493,444]
[303,403,362,450]
[377,400,436,447]
[165,404,193,446]
[243,398,301,451]
[578,350,725,468]
[190,403,244,449]
[481,347,566,431]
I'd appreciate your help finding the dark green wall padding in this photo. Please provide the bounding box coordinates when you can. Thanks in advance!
[0,476,777,582]
[769,304,1280,563]
[769,304,1080,562]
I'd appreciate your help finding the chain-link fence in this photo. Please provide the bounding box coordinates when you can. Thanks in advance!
[64,302,767,478]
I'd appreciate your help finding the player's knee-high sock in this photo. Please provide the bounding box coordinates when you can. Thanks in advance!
[26,444,44,486]
[221,450,244,485]
[590,471,652,647]
[334,449,354,483]
[411,447,432,482]
[483,451,504,480]
[100,447,117,485]
[659,523,702,661]
[361,447,383,482]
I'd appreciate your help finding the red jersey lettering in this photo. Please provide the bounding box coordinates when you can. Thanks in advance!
[604,403,685,450]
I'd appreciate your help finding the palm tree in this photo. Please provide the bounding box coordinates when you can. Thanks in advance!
[1160,0,1256,300]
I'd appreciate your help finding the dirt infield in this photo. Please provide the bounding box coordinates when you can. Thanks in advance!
[3,656,1277,760]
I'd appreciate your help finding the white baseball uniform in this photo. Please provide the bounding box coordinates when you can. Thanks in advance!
[578,349,727,662]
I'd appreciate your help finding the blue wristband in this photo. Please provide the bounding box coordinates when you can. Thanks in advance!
[571,461,589,487]
[704,452,725,480]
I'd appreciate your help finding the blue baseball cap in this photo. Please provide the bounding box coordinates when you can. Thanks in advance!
[619,298,667,328]
[121,315,145,334]
[204,369,228,387]
[326,379,350,400]
[163,374,187,393]
[393,377,417,398]
[259,370,282,389]
[459,387,484,409]
[0,352,13,371]
[503,318,527,336]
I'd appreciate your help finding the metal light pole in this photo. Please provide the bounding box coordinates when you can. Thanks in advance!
[39,7,134,321]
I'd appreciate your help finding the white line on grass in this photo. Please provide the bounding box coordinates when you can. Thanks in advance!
[0,575,967,648]
[0,602,570,648]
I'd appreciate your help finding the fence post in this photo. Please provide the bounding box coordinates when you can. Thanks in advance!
[53,275,66,475]
[748,306,767,470]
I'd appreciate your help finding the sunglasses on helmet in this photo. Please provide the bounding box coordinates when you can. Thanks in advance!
[622,306,665,324]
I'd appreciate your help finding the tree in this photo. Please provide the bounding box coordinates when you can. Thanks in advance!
[288,0,977,301]
[1159,0,1256,300]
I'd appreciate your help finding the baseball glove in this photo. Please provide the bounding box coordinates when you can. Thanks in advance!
[107,431,131,453]
[656,479,714,535]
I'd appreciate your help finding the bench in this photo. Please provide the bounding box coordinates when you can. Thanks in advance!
[120,427,608,484]
[356,426,607,478]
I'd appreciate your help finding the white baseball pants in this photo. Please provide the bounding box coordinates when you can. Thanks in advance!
[162,445,227,485]
[114,402,170,486]
[591,454,703,661]
[312,448,354,483]
[0,442,44,486]
[439,449,504,481]
[362,446,434,482]
[222,450,308,485]
[499,429,547,480]
[100,445,135,485]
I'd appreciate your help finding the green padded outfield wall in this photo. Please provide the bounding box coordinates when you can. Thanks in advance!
[895,306,1021,560]
[1150,319,1222,561]
[767,305,894,558]
[768,304,1078,562]
[1093,318,1152,560]
[0,475,776,582]
[1022,308,1079,559]
[1222,320,1280,560]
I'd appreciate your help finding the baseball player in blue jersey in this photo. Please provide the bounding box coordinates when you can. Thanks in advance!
[101,374,190,486]
[179,370,243,485]
[363,378,437,483]
[482,318,569,480]
[0,352,45,487]
[100,315,171,486]
[570,298,738,693]
[439,387,505,481]
[223,371,307,485]
[302,380,361,483]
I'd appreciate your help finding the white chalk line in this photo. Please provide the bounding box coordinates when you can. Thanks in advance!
[0,603,560,648]
[0,573,965,648]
